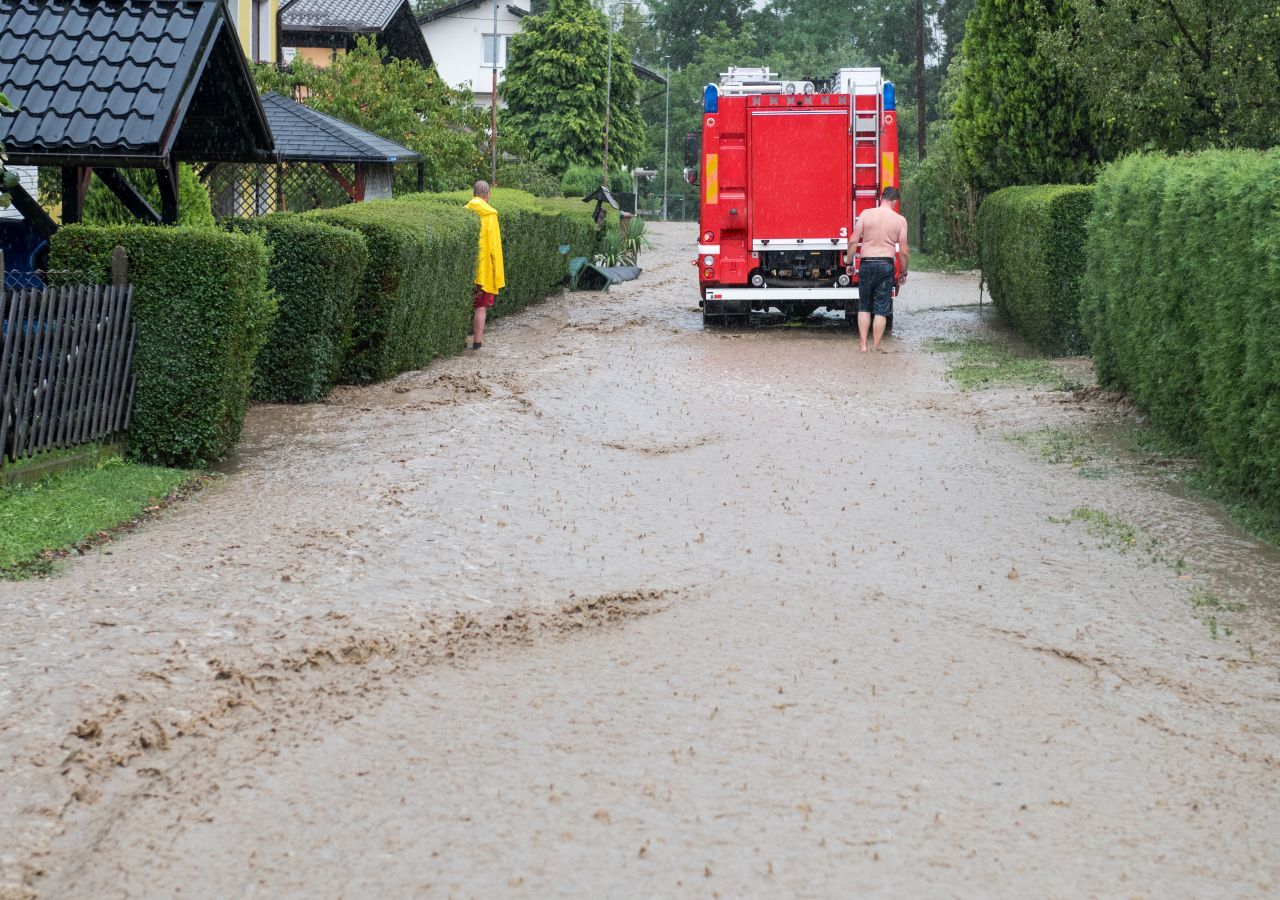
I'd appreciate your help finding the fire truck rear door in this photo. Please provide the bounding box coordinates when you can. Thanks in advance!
[748,106,851,249]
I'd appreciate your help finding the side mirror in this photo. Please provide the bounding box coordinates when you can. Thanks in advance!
[684,132,700,185]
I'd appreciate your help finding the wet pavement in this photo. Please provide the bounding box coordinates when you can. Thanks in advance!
[2,223,1279,898]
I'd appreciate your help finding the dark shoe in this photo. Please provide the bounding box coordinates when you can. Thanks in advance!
[472,342,482,350]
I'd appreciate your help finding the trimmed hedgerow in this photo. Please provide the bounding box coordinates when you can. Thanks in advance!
[310,189,596,384]
[230,215,369,403]
[1081,149,1280,510]
[311,200,477,384]
[977,184,1094,355]
[51,225,273,467]
[406,187,596,319]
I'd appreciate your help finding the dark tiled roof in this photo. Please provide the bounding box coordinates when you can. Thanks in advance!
[0,0,273,165]
[261,92,420,164]
[283,0,432,67]
[282,0,403,32]
[419,0,526,24]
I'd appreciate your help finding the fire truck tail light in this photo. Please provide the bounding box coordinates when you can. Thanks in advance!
[703,267,715,279]
[703,230,715,243]
[703,255,715,267]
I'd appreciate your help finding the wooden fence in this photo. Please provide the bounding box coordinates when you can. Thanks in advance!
[0,271,136,466]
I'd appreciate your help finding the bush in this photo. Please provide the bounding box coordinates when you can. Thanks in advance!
[407,187,596,318]
[51,226,273,467]
[230,215,369,403]
[1081,150,1280,509]
[977,184,1094,355]
[82,164,216,229]
[560,163,630,199]
[310,188,597,383]
[311,200,476,384]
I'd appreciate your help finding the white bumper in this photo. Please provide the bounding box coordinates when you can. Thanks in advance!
[704,287,859,301]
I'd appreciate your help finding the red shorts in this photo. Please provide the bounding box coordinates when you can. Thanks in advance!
[473,286,496,309]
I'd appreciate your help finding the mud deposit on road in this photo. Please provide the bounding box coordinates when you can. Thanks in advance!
[4,224,1280,897]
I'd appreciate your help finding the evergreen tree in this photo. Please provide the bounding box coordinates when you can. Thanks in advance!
[952,0,1101,192]
[501,0,646,173]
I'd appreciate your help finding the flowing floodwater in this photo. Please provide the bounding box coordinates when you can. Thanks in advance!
[2,224,1279,898]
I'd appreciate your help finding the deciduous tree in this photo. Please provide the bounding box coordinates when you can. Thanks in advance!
[1047,0,1280,153]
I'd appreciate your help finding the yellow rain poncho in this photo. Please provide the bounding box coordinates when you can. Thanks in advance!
[466,196,506,295]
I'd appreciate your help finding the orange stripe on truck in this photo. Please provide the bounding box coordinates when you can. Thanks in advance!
[705,153,719,205]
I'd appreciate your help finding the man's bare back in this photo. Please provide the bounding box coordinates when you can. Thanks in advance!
[854,204,909,265]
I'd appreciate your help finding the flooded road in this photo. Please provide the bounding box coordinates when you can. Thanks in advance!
[3,223,1279,897]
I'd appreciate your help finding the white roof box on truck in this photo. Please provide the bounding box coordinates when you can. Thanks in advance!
[834,67,883,94]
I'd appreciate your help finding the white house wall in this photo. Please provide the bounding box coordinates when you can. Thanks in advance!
[421,0,529,105]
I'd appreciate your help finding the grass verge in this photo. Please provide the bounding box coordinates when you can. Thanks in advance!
[909,251,977,273]
[1,453,202,579]
[923,337,1069,391]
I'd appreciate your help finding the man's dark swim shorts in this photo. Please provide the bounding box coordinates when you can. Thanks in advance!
[857,257,895,318]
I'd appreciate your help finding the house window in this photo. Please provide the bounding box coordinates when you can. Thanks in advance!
[482,33,508,68]
[250,0,270,63]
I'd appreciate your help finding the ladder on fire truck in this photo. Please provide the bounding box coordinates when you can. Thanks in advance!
[841,68,884,215]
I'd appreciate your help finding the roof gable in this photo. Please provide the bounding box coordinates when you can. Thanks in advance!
[260,92,420,164]
[0,0,272,165]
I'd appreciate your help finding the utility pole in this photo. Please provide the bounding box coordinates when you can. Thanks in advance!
[662,60,670,221]
[603,3,613,182]
[490,0,499,185]
[915,0,927,252]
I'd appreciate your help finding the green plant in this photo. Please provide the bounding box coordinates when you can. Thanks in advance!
[82,164,216,228]
[255,37,486,194]
[51,226,274,467]
[501,0,647,173]
[0,90,12,209]
[560,163,631,199]
[977,184,1094,355]
[1081,149,1280,513]
[230,215,369,402]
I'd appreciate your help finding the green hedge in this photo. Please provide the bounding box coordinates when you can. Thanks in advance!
[977,184,1094,355]
[407,188,596,318]
[1081,150,1280,508]
[312,189,594,383]
[51,226,273,467]
[310,200,477,383]
[231,215,369,403]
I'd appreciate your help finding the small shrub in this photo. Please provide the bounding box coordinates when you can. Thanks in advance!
[977,184,1094,355]
[230,215,369,402]
[560,163,630,199]
[51,226,273,466]
[82,164,216,229]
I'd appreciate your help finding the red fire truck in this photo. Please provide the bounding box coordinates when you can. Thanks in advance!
[688,67,900,327]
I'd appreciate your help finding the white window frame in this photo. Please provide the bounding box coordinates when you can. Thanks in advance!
[481,33,508,69]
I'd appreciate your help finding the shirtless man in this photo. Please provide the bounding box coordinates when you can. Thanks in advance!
[849,186,909,352]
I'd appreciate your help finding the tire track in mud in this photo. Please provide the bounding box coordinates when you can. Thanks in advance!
[14,589,682,898]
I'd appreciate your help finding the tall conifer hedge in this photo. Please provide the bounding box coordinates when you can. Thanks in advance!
[1081,150,1280,509]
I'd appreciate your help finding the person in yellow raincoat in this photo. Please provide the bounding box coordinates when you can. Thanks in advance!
[465,180,505,350]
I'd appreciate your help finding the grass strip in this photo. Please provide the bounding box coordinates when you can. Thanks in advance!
[1,455,200,579]
[923,337,1068,391]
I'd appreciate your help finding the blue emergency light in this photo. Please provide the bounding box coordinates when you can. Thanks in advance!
[704,83,719,114]
[883,81,896,111]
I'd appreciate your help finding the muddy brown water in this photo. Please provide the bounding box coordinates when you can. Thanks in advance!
[2,224,1279,898]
